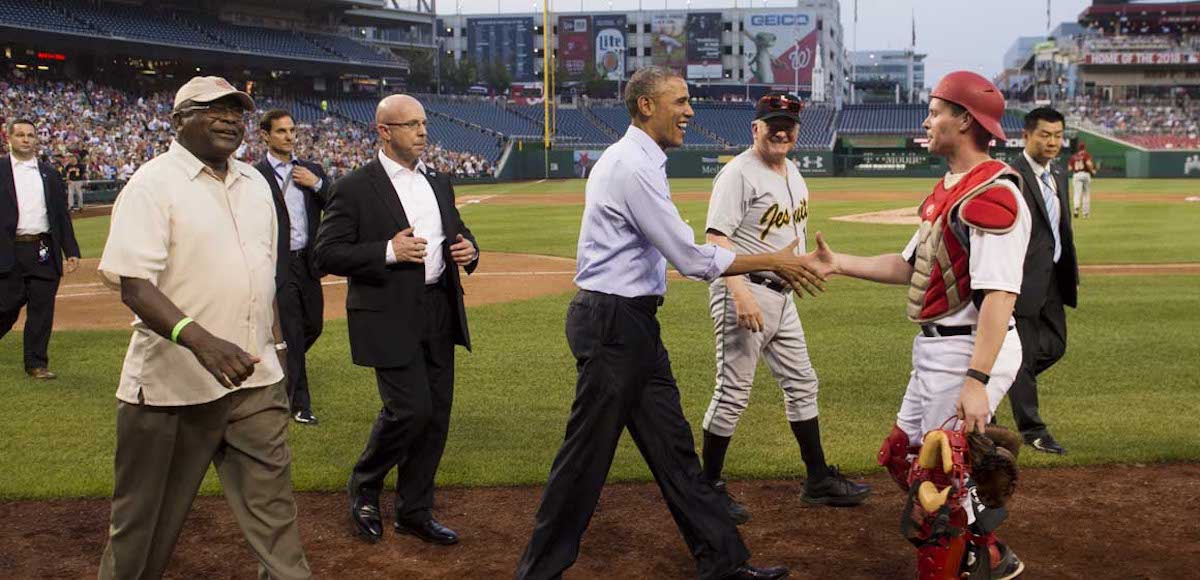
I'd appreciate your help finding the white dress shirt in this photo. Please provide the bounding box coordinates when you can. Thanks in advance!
[11,156,50,235]
[1023,150,1063,262]
[379,151,445,284]
[574,125,735,297]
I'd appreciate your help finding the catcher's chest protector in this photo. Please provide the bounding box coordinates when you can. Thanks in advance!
[906,160,1020,323]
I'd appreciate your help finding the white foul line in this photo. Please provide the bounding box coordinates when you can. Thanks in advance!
[56,269,581,299]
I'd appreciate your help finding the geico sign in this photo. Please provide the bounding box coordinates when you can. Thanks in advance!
[750,14,811,27]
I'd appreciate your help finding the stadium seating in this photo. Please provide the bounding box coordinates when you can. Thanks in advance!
[307,33,400,66]
[839,104,1023,138]
[1067,98,1198,150]
[191,15,337,60]
[426,120,504,160]
[325,96,504,160]
[691,102,836,148]
[838,104,928,135]
[0,1,407,67]
[553,108,616,144]
[422,101,541,137]
[589,106,632,137]
[0,0,94,34]
[62,1,228,50]
[1120,134,1200,150]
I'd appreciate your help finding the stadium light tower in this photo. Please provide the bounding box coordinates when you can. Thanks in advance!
[793,16,801,96]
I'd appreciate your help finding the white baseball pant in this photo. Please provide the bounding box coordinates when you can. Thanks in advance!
[1072,172,1091,217]
[703,279,819,437]
[894,327,1023,446]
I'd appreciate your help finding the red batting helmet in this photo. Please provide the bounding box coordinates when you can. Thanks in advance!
[930,71,1007,142]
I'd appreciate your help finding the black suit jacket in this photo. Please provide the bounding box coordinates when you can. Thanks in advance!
[314,159,478,368]
[1010,153,1078,316]
[0,156,81,276]
[254,157,331,284]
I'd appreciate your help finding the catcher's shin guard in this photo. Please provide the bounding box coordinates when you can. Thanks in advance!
[902,481,968,580]
[878,424,919,491]
[901,428,973,580]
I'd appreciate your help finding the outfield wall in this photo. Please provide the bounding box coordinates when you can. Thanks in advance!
[504,138,1197,180]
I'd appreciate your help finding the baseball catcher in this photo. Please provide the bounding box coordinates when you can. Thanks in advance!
[810,70,1031,579]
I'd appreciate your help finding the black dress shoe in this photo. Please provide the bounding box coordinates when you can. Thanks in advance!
[723,563,789,579]
[350,499,383,543]
[395,517,459,545]
[1026,432,1067,455]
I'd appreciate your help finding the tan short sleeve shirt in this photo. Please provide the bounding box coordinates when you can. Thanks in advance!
[99,141,282,406]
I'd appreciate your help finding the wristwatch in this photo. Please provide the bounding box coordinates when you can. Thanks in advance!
[274,341,288,351]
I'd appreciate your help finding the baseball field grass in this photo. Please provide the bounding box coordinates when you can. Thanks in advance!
[1,177,1196,500]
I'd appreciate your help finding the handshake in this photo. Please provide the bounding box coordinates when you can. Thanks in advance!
[744,232,839,297]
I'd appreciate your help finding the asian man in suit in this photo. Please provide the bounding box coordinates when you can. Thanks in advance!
[1006,106,1078,455]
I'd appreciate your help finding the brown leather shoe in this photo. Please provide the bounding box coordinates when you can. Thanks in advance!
[25,367,57,380]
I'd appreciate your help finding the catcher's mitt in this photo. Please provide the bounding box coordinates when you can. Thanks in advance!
[967,425,1020,509]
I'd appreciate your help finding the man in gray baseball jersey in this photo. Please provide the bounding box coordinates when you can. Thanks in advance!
[700,93,871,523]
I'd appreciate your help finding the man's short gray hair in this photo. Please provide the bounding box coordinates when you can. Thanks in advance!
[625,66,682,119]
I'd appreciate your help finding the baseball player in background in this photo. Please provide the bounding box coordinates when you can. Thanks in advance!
[1069,142,1095,218]
[700,93,870,525]
[812,72,1029,579]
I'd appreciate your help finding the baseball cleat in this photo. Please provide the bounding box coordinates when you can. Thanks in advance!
[1026,433,1066,455]
[800,466,872,507]
[991,543,1025,580]
[293,409,319,425]
[713,480,751,525]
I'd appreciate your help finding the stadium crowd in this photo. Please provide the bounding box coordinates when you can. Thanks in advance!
[1066,95,1200,148]
[0,75,496,194]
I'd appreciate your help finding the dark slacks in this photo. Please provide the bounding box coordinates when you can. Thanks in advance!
[516,290,750,580]
[348,284,455,523]
[0,238,60,369]
[278,252,324,412]
[1009,273,1068,439]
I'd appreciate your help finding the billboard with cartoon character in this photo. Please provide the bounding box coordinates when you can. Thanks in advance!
[742,12,818,85]
[650,13,687,73]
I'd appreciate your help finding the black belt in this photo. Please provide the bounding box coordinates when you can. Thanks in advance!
[14,233,49,243]
[577,289,664,311]
[747,273,791,294]
[289,248,308,258]
[920,324,1015,337]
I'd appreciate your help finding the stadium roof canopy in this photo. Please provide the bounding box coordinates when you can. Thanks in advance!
[1079,1,1200,28]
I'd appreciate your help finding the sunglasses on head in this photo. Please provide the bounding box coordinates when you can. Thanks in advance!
[759,95,803,113]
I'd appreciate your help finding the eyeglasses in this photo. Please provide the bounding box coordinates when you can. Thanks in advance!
[759,95,803,114]
[381,120,427,130]
[176,104,245,119]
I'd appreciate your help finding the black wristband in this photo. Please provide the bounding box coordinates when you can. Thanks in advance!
[965,368,990,385]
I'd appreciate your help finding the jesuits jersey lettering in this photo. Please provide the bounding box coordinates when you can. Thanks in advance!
[705,149,809,283]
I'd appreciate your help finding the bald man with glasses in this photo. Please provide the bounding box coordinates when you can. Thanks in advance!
[315,94,479,546]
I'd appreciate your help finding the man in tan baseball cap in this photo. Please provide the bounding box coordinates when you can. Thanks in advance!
[172,75,255,111]
[97,75,311,579]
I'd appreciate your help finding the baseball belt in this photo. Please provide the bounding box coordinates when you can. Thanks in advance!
[747,273,791,294]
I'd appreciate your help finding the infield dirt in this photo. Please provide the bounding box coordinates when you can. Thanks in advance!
[1,463,1195,579]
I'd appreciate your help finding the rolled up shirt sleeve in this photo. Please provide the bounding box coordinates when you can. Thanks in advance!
[98,177,170,289]
[626,165,735,282]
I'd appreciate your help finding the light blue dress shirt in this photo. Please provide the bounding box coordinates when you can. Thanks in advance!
[574,126,735,298]
[268,154,321,251]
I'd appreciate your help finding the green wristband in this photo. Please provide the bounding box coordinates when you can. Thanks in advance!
[171,317,194,343]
